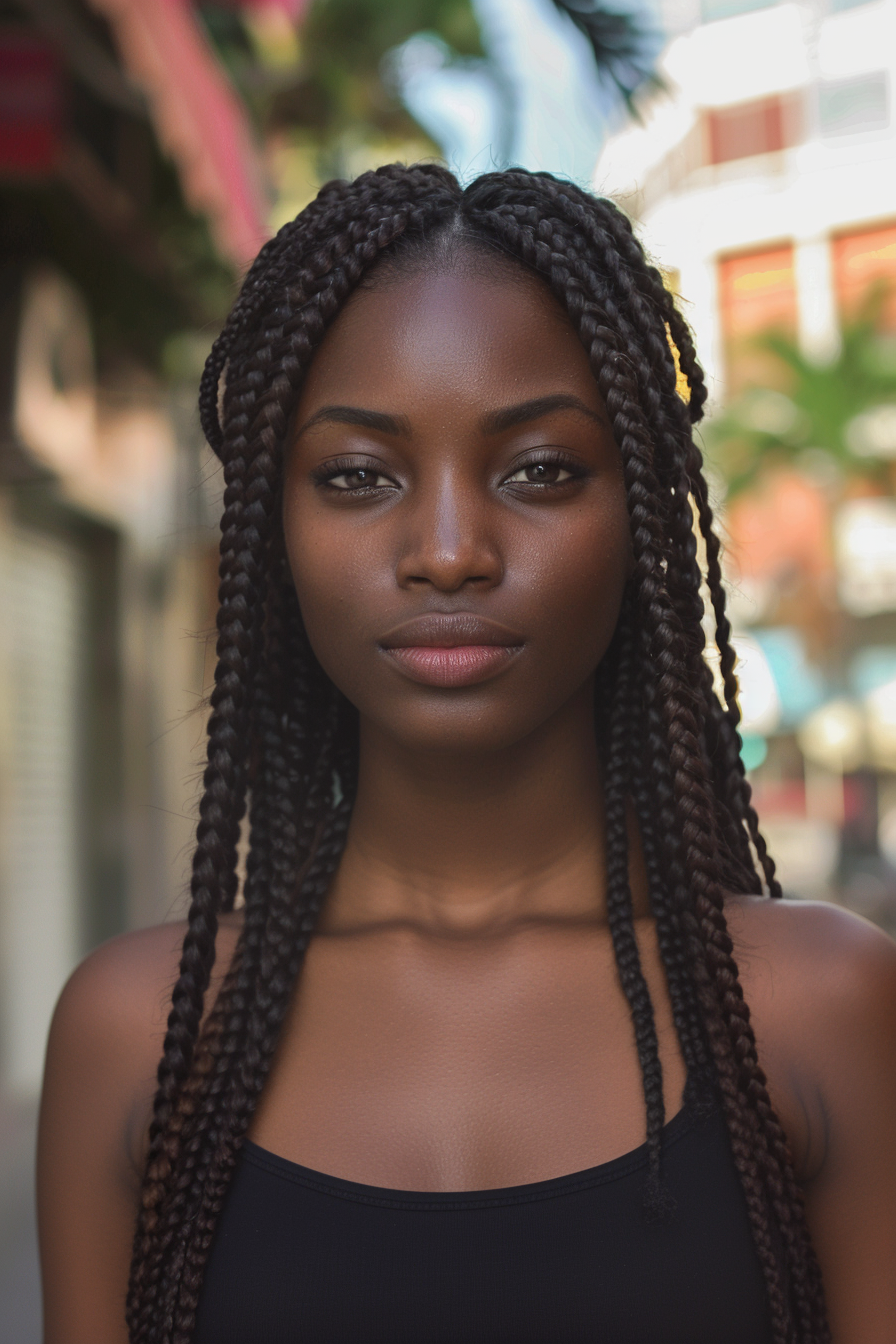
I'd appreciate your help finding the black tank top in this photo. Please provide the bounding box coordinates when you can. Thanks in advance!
[194,1102,773,1342]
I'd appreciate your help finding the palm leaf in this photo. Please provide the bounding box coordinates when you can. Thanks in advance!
[551,0,663,111]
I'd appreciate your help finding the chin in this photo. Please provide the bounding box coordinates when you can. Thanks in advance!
[363,694,574,758]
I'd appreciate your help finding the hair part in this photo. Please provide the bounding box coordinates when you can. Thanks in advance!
[129,163,827,1344]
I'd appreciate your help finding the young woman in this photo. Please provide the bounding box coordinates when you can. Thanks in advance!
[38,164,896,1344]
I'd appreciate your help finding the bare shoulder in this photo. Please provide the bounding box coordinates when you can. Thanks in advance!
[50,912,243,1069]
[42,911,244,1167]
[725,899,896,1334]
[726,893,896,1021]
[725,894,896,1174]
[55,920,186,1053]
[37,913,241,1344]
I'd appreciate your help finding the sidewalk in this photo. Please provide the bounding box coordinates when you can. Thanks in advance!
[0,1097,40,1344]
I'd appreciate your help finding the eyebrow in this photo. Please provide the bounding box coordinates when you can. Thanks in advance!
[480,394,609,434]
[294,392,608,441]
[295,405,412,438]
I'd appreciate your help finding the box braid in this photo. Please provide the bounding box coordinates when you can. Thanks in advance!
[127,163,828,1343]
[600,606,672,1216]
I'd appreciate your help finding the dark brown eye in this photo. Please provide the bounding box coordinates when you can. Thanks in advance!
[328,468,390,490]
[506,461,572,485]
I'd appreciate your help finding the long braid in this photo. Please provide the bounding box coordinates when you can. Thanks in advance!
[593,294,823,1342]
[171,745,351,1340]
[641,272,780,894]
[126,348,276,1335]
[154,579,318,1337]
[130,164,829,1343]
[601,610,669,1211]
[601,347,797,1342]
[595,307,825,1340]
[631,657,715,1104]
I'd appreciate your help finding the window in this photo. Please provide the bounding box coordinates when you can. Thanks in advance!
[0,34,63,175]
[832,223,896,327]
[819,73,889,138]
[706,93,803,165]
[718,245,798,392]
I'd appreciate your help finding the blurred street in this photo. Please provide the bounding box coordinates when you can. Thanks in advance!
[0,1099,39,1344]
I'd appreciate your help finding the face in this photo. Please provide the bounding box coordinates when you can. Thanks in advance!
[282,254,631,754]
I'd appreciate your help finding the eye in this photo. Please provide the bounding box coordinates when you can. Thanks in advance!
[504,460,574,486]
[329,468,391,490]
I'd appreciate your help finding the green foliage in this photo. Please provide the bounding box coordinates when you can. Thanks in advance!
[200,0,481,164]
[707,288,896,496]
[0,171,234,374]
[554,1,664,116]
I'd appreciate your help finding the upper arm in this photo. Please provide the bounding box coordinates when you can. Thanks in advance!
[798,912,896,1343]
[37,928,180,1344]
[732,899,896,1344]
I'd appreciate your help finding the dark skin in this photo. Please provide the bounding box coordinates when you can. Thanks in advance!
[39,258,896,1343]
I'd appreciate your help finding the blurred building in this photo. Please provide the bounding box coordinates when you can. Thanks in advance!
[599,0,896,391]
[0,0,268,1107]
[0,9,271,1335]
[597,0,896,919]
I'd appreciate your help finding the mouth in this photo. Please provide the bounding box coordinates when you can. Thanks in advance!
[379,613,524,689]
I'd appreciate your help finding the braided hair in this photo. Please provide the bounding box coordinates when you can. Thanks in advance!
[127,163,828,1343]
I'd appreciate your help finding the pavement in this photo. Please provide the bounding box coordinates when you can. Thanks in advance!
[0,1096,40,1344]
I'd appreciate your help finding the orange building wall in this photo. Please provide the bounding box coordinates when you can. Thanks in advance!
[718,245,798,392]
[832,222,896,328]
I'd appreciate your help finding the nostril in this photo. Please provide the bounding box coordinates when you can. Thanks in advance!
[405,572,493,589]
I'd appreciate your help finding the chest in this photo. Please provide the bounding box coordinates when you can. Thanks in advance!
[197,1103,774,1344]
[249,926,687,1190]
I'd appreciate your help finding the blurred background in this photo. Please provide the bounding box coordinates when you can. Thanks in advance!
[0,0,894,1334]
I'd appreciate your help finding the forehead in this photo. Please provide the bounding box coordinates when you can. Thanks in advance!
[295,261,598,413]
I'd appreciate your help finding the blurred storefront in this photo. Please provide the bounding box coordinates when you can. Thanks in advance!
[0,10,274,1333]
[0,4,271,1333]
[0,0,268,1102]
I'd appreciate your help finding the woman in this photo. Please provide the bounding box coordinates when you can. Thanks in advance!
[38,164,896,1344]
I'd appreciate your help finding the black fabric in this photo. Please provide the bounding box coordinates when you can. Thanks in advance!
[194,1104,773,1343]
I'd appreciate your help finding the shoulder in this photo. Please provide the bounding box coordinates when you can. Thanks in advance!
[55,921,185,1043]
[726,895,896,1177]
[43,913,244,1165]
[37,915,241,1344]
[726,894,896,1023]
[51,912,243,1060]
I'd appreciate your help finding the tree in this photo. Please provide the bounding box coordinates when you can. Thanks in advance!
[707,288,896,498]
[198,0,661,198]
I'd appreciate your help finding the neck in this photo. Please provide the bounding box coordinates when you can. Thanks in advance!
[323,685,615,936]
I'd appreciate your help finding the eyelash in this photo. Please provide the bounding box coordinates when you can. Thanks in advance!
[311,450,586,494]
[503,450,580,487]
[310,457,393,493]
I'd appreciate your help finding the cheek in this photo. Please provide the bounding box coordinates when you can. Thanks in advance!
[516,497,631,670]
[283,513,384,690]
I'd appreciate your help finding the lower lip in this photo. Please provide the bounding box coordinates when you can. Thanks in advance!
[382,644,521,688]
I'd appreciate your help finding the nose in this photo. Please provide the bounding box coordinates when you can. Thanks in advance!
[395,467,503,594]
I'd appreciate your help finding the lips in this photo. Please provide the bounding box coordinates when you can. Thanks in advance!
[379,613,523,688]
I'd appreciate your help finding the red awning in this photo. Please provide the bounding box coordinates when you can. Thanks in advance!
[88,0,271,270]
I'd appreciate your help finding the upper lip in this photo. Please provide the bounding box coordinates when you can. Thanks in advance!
[379,613,524,649]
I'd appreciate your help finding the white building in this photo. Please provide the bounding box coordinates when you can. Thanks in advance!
[596,0,896,402]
